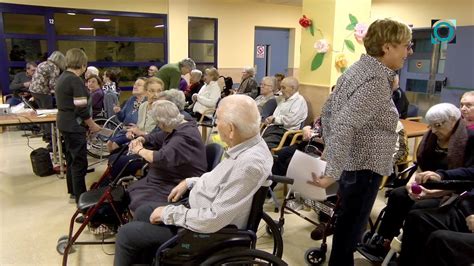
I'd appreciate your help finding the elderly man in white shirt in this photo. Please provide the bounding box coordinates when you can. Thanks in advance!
[114,95,273,266]
[262,77,308,149]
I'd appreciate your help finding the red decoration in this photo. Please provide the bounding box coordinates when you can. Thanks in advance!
[299,15,312,28]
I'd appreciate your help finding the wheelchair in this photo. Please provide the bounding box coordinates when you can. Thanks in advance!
[87,114,122,159]
[153,175,292,265]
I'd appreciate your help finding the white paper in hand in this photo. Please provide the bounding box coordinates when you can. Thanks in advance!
[286,150,329,201]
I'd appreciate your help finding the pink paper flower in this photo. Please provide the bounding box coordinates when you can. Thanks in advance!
[314,39,330,53]
[354,23,368,43]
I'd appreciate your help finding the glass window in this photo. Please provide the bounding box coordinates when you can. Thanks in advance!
[54,13,165,38]
[95,66,149,87]
[6,39,48,62]
[8,67,27,82]
[57,40,165,63]
[189,43,215,63]
[189,18,215,40]
[3,13,46,34]
[195,63,217,72]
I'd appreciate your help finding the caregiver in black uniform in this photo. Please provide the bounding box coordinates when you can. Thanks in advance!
[56,48,101,202]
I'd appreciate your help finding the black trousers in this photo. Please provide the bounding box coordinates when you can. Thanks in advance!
[377,186,441,239]
[31,92,53,141]
[108,152,145,180]
[114,202,178,266]
[399,203,473,266]
[262,125,287,150]
[328,170,382,266]
[62,131,88,202]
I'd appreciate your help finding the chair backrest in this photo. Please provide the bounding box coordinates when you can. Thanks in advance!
[205,143,224,172]
[246,184,270,232]
[407,104,419,118]
[261,98,277,120]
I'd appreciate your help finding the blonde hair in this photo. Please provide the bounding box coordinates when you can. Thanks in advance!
[364,19,412,57]
[205,67,220,81]
[65,48,88,70]
[144,77,165,92]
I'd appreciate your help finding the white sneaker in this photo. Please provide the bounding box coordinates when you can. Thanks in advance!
[286,199,304,211]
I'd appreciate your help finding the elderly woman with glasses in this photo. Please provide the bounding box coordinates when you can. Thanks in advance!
[126,100,206,213]
[367,103,474,257]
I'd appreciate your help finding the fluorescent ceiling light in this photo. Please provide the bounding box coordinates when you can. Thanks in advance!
[79,27,94,31]
[67,12,76,15]
[93,18,111,22]
[154,24,165,28]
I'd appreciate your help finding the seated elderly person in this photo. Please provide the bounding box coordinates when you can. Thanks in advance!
[461,91,474,130]
[262,77,308,150]
[8,61,36,106]
[114,95,272,265]
[126,100,206,213]
[108,89,194,179]
[86,75,104,118]
[113,77,147,125]
[107,77,163,152]
[366,103,474,256]
[399,166,474,266]
[85,66,99,80]
[235,67,258,99]
[255,76,277,119]
[191,67,221,121]
[184,69,204,105]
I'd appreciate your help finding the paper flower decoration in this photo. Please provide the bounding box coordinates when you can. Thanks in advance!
[314,39,330,53]
[335,53,348,72]
[354,23,368,43]
[299,15,315,36]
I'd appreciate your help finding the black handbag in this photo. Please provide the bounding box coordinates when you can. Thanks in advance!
[30,147,55,177]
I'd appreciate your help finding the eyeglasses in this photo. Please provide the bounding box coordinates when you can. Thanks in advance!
[429,121,446,129]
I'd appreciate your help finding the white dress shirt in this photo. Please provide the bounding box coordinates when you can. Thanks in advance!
[272,92,308,130]
[161,135,273,233]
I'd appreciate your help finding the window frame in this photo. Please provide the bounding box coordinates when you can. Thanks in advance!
[188,16,218,70]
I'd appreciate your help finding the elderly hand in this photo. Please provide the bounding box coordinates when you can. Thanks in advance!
[467,215,474,233]
[168,179,189,202]
[192,93,198,102]
[265,116,275,125]
[307,172,335,188]
[128,139,143,154]
[125,130,135,140]
[149,206,165,224]
[23,81,31,88]
[113,106,121,113]
[88,122,102,134]
[415,171,442,184]
[302,126,313,141]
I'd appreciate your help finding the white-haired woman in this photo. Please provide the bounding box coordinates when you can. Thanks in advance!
[192,67,221,121]
[235,66,258,98]
[370,103,474,257]
[126,100,207,213]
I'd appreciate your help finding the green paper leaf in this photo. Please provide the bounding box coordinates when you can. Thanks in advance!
[311,53,325,71]
[349,14,358,25]
[309,24,315,36]
[344,39,355,53]
[346,23,356,30]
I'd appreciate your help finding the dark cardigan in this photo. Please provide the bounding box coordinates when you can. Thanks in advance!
[417,119,474,171]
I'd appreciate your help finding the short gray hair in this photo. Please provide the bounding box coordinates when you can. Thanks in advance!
[218,95,261,138]
[48,51,66,70]
[151,100,184,129]
[282,77,299,91]
[158,89,186,111]
[462,91,474,98]
[178,58,196,70]
[87,66,99,76]
[262,76,277,90]
[425,103,461,124]
[190,69,202,79]
[243,67,255,77]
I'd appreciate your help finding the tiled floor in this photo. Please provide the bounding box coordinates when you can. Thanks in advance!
[0,129,387,265]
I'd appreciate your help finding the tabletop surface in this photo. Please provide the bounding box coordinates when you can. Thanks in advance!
[400,119,429,138]
[0,112,56,126]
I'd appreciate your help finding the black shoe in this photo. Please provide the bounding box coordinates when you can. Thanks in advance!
[310,223,333,240]
[75,215,86,224]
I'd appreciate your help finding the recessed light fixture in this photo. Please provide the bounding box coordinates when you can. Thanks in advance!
[154,24,165,28]
[93,18,111,22]
[79,27,94,31]
[67,12,76,16]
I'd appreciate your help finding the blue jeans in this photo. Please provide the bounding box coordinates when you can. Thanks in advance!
[328,169,382,266]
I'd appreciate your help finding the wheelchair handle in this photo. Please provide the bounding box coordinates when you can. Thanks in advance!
[111,157,145,186]
[268,175,294,185]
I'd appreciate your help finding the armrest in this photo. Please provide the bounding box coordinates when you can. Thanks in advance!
[271,130,302,154]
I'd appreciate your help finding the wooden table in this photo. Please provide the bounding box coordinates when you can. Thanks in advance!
[400,119,429,158]
[0,112,64,177]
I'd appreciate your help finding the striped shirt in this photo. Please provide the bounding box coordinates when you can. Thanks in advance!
[161,135,273,233]
[271,92,308,130]
[321,54,399,179]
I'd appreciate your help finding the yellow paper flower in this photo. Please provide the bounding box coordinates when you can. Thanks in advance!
[335,53,348,71]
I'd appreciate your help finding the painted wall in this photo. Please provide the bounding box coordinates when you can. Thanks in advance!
[371,0,474,27]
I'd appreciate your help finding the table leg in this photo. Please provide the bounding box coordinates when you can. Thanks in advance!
[56,125,64,178]
[51,122,58,164]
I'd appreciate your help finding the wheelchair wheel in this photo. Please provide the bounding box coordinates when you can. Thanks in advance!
[87,118,121,159]
[304,248,326,265]
[257,212,284,258]
[202,248,287,266]
[361,230,373,246]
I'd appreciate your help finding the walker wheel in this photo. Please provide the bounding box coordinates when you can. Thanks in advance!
[305,248,326,265]
[56,238,74,255]
[265,220,284,236]
[361,230,373,245]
